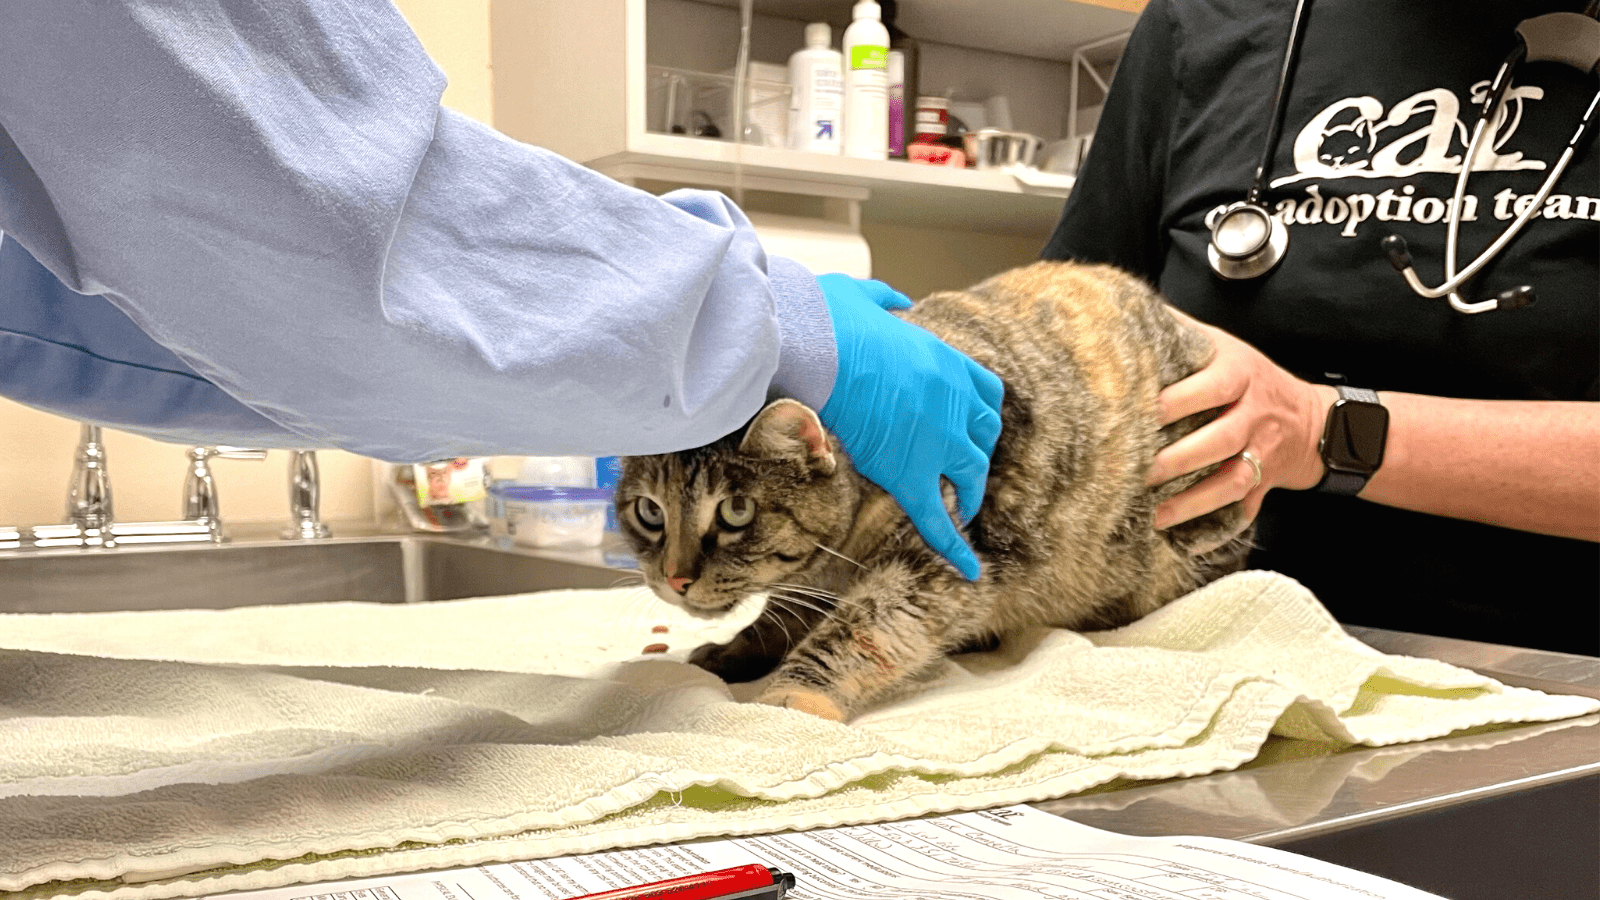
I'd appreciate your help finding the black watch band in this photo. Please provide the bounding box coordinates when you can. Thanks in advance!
[1315,385,1388,496]
[1317,468,1371,495]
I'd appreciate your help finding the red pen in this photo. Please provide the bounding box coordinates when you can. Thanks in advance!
[562,864,795,900]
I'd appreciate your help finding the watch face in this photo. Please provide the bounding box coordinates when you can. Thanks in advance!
[1324,400,1390,472]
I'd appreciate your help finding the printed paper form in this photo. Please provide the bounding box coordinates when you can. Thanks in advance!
[209,805,1443,900]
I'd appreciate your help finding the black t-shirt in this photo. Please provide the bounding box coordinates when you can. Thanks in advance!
[1044,0,1599,655]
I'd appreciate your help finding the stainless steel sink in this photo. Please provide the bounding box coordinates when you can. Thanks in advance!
[0,530,631,613]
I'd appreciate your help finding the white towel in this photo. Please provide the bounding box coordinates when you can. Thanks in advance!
[1,571,1593,900]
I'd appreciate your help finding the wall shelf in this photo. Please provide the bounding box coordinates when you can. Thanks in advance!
[592,132,1072,236]
[492,0,1133,241]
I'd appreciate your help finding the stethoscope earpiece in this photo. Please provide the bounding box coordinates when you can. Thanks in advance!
[1495,285,1537,309]
[1382,234,1537,313]
[1207,201,1289,280]
[1379,234,1413,271]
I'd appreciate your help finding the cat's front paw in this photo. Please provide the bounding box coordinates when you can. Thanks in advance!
[755,685,847,722]
[688,640,782,684]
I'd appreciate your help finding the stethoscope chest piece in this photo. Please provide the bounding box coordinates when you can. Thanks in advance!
[1208,201,1289,280]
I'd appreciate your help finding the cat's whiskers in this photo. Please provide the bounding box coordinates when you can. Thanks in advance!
[607,571,647,589]
[760,584,844,625]
[604,579,664,635]
[812,541,867,570]
[767,581,841,605]
[763,592,828,621]
[757,589,847,647]
[753,603,799,648]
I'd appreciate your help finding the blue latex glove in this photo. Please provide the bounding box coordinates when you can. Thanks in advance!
[815,274,1004,580]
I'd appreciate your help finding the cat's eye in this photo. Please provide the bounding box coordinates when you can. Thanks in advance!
[717,495,756,529]
[633,497,665,530]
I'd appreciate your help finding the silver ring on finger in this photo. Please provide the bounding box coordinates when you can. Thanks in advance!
[1239,450,1264,491]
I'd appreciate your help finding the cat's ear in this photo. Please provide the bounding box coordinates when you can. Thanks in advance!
[740,399,836,474]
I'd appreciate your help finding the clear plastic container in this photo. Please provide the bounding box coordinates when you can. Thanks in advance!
[488,484,613,549]
[389,463,488,533]
[646,65,791,147]
[516,455,596,487]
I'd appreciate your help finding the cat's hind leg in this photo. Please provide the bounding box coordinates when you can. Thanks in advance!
[1164,499,1250,557]
[1165,502,1256,583]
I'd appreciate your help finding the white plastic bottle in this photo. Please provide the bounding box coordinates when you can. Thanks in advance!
[787,22,844,154]
[841,0,890,160]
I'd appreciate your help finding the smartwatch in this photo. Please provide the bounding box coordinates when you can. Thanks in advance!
[1315,385,1389,495]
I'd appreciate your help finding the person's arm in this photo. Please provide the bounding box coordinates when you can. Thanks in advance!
[1359,392,1600,541]
[1148,314,1600,542]
[0,0,818,461]
[0,233,305,446]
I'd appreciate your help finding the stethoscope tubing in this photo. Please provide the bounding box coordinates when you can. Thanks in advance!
[1205,0,1311,281]
[1246,0,1312,206]
[1394,44,1600,312]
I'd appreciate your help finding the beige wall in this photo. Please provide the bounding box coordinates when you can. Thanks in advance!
[0,2,1042,529]
[393,0,495,124]
[862,223,1043,302]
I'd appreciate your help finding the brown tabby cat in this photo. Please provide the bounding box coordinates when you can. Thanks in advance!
[617,260,1251,722]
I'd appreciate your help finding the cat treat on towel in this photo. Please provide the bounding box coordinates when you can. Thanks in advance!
[618,261,1252,722]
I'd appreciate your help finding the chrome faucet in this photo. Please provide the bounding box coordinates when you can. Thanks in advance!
[283,450,332,539]
[65,424,115,546]
[184,446,268,541]
[6,430,338,554]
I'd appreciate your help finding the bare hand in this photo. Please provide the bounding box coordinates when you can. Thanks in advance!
[1146,311,1334,530]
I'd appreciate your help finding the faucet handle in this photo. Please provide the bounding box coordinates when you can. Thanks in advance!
[182,446,267,536]
[66,423,115,545]
[284,450,332,540]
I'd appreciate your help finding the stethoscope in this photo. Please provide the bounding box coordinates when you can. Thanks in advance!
[1208,0,1600,314]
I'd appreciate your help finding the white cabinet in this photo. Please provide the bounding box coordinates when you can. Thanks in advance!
[490,0,1139,239]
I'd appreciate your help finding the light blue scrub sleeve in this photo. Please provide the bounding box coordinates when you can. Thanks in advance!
[0,233,302,445]
[0,1,834,461]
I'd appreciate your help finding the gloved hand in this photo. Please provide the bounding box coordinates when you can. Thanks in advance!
[815,273,1004,580]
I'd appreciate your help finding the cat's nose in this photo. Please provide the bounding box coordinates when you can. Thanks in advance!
[667,576,693,596]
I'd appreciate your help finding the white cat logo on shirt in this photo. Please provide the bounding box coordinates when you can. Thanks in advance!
[1273,81,1547,183]
[1205,79,1600,237]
